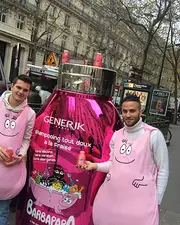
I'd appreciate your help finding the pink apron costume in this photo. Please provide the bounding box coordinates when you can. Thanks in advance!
[93,123,159,225]
[0,98,29,200]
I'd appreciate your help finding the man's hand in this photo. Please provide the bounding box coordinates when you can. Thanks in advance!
[0,146,9,162]
[4,155,24,167]
[77,161,98,171]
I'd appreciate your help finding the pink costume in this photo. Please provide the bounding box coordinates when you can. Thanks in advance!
[93,124,159,225]
[0,99,29,200]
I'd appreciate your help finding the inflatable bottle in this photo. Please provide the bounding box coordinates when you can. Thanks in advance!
[16,62,123,225]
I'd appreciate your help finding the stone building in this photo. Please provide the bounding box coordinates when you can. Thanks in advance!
[0,0,175,92]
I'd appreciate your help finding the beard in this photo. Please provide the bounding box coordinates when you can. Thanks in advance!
[124,115,141,127]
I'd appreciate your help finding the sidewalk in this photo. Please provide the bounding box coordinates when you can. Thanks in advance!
[159,124,180,224]
[160,209,180,225]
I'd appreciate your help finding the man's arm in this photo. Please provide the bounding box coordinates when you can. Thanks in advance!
[78,132,116,172]
[151,129,169,205]
[18,109,36,156]
[96,132,116,173]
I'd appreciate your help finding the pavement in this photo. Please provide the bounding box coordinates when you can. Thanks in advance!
[159,124,180,224]
[8,124,180,224]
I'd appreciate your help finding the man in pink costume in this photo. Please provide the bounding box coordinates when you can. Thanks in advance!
[79,95,169,225]
[0,75,36,225]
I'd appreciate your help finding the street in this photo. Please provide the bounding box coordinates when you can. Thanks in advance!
[160,124,180,224]
[8,124,180,225]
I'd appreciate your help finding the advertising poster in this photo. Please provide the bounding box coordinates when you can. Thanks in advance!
[149,89,170,116]
[16,90,122,225]
[123,89,149,111]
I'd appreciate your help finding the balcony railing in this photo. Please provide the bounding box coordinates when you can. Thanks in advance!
[2,0,46,18]
[56,0,121,43]
[37,38,86,61]
[55,0,104,31]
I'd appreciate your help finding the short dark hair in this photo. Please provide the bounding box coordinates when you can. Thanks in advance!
[121,94,141,107]
[13,74,33,90]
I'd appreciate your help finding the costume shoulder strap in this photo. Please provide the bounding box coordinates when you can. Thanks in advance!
[143,122,157,132]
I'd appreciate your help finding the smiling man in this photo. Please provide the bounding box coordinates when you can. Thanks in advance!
[78,95,169,225]
[0,75,36,225]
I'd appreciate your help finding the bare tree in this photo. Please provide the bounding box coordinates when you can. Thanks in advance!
[2,0,71,64]
[165,17,180,123]
[27,0,70,64]
[154,2,180,124]
[100,0,174,76]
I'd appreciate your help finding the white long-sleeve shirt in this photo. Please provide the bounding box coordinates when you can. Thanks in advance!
[97,118,169,205]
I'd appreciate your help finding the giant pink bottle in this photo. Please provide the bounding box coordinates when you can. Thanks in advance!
[16,59,123,225]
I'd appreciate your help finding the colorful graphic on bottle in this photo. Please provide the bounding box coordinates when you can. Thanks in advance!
[29,166,84,215]
[16,63,123,225]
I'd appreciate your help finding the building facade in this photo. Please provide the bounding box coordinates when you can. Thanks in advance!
[0,0,177,93]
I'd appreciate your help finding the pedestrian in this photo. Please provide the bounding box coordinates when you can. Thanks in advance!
[35,86,51,105]
[78,94,169,225]
[0,75,36,225]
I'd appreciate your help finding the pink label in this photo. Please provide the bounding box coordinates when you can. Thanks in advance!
[16,90,122,225]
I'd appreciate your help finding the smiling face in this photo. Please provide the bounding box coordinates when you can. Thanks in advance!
[59,194,78,209]
[115,142,135,164]
[122,101,142,127]
[54,167,64,180]
[0,114,19,137]
[10,80,31,105]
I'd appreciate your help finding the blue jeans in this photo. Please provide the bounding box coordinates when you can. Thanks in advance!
[0,199,11,225]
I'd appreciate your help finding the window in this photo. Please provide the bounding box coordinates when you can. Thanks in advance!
[92,11,96,20]
[46,33,52,47]
[18,0,26,4]
[77,22,82,34]
[61,35,67,49]
[49,5,56,17]
[64,14,70,27]
[0,8,8,23]
[74,41,80,56]
[67,0,71,6]
[28,48,34,62]
[74,46,78,57]
[31,21,36,41]
[17,14,25,30]
[81,3,85,15]
[86,45,90,56]
[92,49,96,59]
[26,0,37,5]
[88,27,92,40]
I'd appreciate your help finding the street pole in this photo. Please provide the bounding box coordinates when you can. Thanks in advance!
[157,24,171,88]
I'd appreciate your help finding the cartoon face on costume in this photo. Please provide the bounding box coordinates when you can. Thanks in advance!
[60,194,78,208]
[115,140,135,164]
[0,114,19,137]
